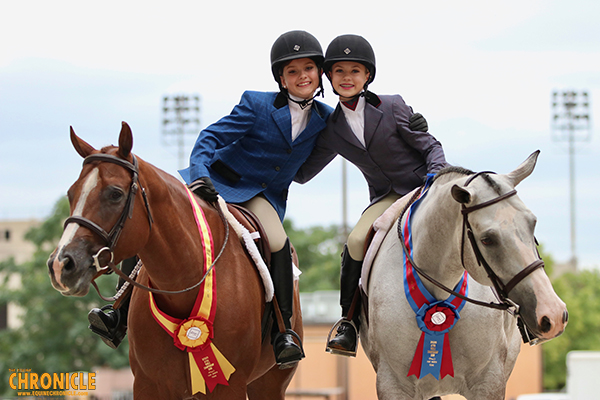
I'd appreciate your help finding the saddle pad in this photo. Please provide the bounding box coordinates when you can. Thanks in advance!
[361,188,419,296]
[218,197,301,301]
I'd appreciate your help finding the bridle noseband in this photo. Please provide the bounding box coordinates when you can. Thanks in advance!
[398,171,545,344]
[64,153,153,273]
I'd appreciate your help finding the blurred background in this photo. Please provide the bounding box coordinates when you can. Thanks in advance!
[1,1,599,399]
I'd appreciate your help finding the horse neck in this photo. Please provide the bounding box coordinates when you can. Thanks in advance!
[409,182,466,298]
[135,162,214,309]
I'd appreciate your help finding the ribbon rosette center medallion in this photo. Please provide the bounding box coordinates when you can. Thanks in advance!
[177,318,211,349]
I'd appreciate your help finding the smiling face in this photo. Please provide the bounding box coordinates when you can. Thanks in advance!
[328,61,370,102]
[279,57,321,100]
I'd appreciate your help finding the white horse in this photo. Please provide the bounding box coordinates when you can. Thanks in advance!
[360,151,568,400]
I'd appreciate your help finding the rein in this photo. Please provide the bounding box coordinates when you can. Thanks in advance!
[397,172,545,343]
[66,152,230,297]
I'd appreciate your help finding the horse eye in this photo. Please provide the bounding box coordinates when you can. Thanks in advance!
[481,237,493,246]
[108,188,124,202]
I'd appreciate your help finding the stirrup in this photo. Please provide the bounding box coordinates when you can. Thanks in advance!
[273,329,305,369]
[326,318,358,357]
[88,305,126,350]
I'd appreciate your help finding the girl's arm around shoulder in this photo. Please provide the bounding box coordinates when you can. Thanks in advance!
[390,94,448,173]
[294,126,337,184]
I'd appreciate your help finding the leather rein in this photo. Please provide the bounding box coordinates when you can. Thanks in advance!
[398,172,545,343]
[64,152,230,297]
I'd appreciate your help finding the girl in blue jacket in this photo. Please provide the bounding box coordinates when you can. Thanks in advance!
[179,30,333,368]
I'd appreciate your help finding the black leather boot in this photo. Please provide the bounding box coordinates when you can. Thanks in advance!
[326,244,362,357]
[88,256,136,349]
[270,239,305,369]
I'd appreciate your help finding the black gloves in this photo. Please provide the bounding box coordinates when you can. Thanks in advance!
[409,112,428,132]
[189,177,219,203]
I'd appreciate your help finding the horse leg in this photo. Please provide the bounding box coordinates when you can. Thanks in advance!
[374,362,407,400]
[247,364,297,400]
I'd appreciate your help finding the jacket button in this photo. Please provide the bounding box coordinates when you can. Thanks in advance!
[287,148,292,154]
[261,183,267,188]
[275,166,281,171]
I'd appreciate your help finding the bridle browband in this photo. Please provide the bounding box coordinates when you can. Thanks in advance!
[398,171,545,344]
[63,152,230,297]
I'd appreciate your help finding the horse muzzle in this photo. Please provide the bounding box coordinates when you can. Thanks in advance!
[47,246,97,297]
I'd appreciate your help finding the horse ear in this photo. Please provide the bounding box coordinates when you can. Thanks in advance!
[118,121,133,159]
[70,126,96,158]
[451,184,471,204]
[506,150,540,187]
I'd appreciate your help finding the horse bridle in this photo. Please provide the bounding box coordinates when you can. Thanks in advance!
[64,152,230,296]
[460,172,544,307]
[64,153,153,273]
[398,171,545,344]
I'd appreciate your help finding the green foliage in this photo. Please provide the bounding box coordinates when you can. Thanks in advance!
[283,219,343,292]
[542,267,600,390]
[0,198,129,396]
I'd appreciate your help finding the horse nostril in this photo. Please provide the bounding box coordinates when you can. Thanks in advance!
[540,316,552,333]
[63,255,75,271]
[563,310,569,324]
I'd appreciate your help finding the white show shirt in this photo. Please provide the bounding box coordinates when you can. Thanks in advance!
[340,96,366,148]
[288,95,313,142]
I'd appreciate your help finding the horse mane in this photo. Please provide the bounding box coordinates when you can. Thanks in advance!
[433,165,502,194]
[432,165,473,184]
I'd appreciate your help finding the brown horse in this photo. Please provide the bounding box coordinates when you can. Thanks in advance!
[47,122,303,399]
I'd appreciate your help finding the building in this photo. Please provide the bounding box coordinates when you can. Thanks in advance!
[0,219,40,329]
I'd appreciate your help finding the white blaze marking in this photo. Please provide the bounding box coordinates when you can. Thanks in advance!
[56,168,100,255]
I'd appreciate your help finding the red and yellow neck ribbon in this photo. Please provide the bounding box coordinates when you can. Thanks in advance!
[149,186,235,395]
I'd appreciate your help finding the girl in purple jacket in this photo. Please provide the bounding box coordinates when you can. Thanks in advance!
[296,34,447,358]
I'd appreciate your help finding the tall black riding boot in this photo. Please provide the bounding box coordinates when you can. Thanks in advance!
[87,256,137,349]
[270,238,305,369]
[326,244,363,357]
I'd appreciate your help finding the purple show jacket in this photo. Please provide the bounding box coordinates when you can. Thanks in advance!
[294,92,447,206]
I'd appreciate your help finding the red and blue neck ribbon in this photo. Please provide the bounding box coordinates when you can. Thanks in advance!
[403,174,468,380]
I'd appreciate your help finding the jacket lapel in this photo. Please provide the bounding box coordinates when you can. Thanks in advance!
[293,104,328,145]
[271,93,293,147]
[363,103,383,148]
[363,92,383,148]
[331,104,366,149]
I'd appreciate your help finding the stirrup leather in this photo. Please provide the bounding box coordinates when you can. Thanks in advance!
[326,318,358,357]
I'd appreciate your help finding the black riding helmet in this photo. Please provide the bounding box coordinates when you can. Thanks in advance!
[270,30,325,94]
[323,34,376,88]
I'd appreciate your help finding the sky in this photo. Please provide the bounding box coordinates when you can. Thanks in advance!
[1,0,599,269]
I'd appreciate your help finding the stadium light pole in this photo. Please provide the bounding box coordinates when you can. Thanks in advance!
[551,90,591,270]
[162,94,201,170]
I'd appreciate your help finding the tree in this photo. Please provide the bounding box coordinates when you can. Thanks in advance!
[0,198,129,396]
[283,219,343,292]
[542,267,600,390]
